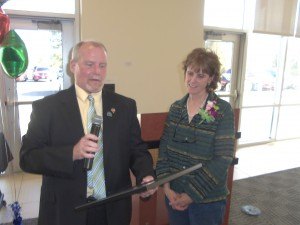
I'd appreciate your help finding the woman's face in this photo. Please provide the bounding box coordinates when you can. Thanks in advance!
[185,66,213,96]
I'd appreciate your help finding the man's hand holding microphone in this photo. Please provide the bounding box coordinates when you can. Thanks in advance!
[73,115,102,165]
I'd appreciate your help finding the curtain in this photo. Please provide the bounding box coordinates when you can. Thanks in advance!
[296,2,300,37]
[254,0,298,36]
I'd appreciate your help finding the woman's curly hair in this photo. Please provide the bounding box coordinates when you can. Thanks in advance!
[182,48,221,92]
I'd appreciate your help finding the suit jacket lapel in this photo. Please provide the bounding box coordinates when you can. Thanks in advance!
[59,86,84,140]
[102,91,117,160]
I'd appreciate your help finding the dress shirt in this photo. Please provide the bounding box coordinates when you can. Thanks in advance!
[75,84,103,134]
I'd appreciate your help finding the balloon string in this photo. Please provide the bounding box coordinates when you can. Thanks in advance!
[0,71,21,202]
[12,79,23,201]
[0,68,7,142]
[6,79,23,202]
[1,63,24,204]
[0,70,9,171]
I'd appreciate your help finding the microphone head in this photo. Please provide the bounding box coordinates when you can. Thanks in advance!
[92,115,103,125]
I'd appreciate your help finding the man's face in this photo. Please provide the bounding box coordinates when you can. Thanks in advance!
[70,44,107,93]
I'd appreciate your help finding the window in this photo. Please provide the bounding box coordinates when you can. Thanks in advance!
[204,31,243,107]
[204,0,255,30]
[15,27,63,137]
[277,37,300,139]
[2,0,75,14]
[0,1,78,172]
[204,0,300,146]
[242,34,282,107]
[281,38,300,104]
[240,33,300,144]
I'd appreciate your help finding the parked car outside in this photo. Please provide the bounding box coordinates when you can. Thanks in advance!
[32,66,53,81]
[57,69,63,79]
[220,69,231,91]
[16,72,28,82]
[246,70,277,91]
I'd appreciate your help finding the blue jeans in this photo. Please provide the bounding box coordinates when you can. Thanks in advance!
[165,197,226,225]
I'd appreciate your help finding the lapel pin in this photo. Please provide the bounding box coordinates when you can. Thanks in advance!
[107,111,113,117]
[111,108,116,114]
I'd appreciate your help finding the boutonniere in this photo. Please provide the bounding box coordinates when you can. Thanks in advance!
[106,108,116,117]
[198,100,220,124]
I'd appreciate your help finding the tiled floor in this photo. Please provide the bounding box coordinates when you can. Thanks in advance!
[0,172,41,224]
[1,138,300,224]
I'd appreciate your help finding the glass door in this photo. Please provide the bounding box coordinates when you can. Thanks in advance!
[204,30,244,108]
[239,33,284,145]
[273,37,300,140]
[3,17,75,172]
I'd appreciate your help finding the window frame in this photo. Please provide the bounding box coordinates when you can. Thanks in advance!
[1,6,80,173]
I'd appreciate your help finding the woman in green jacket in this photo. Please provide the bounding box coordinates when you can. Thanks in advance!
[156,48,235,225]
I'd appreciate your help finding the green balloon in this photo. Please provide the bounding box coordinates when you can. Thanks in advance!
[0,30,29,79]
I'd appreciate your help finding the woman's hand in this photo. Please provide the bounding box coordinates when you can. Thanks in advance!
[163,183,181,209]
[171,193,193,211]
[163,183,193,211]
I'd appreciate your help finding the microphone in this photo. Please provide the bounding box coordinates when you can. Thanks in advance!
[84,115,103,171]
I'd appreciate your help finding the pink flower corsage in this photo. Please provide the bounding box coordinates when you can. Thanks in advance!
[198,100,220,124]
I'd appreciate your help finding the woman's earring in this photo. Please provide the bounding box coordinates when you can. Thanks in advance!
[206,82,212,92]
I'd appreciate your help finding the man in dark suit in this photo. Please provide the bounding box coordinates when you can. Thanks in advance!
[19,41,156,225]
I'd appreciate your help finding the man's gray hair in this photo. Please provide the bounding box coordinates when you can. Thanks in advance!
[71,41,107,61]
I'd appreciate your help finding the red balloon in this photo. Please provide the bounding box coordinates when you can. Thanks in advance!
[0,7,10,44]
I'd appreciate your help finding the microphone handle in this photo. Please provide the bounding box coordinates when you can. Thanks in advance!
[84,157,94,171]
[84,123,101,171]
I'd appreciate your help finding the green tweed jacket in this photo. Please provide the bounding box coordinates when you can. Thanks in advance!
[156,92,235,203]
